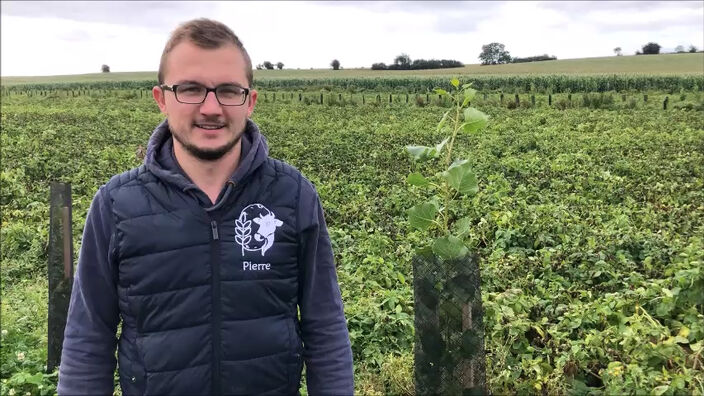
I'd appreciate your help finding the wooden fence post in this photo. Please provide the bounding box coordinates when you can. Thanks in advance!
[47,182,74,373]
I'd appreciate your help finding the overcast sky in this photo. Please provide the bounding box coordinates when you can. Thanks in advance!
[1,1,702,76]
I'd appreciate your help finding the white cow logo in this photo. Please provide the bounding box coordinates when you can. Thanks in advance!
[235,204,283,256]
[253,213,283,255]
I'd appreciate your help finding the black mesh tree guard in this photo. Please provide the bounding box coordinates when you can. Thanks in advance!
[413,250,487,395]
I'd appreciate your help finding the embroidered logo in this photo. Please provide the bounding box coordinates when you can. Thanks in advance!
[235,204,283,256]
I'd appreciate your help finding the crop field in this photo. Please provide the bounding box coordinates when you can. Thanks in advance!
[1,79,704,395]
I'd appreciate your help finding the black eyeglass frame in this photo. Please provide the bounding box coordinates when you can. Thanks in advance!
[160,83,250,106]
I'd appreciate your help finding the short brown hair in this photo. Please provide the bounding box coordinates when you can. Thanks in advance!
[158,18,253,87]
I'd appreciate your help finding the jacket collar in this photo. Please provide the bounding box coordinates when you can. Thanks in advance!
[144,118,269,193]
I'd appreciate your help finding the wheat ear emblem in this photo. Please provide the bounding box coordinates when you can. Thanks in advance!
[235,211,252,256]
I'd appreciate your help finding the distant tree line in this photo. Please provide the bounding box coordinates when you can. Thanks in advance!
[511,55,557,63]
[635,42,698,55]
[478,43,558,65]
[251,40,700,72]
[256,61,285,70]
[479,41,700,66]
[371,54,463,70]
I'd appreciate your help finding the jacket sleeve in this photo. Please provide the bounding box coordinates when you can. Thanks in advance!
[297,178,354,395]
[58,186,120,395]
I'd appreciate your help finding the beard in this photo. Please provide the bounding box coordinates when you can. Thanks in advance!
[171,121,245,161]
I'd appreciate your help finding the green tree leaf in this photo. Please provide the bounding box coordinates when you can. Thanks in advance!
[436,110,451,132]
[432,235,468,260]
[407,172,430,187]
[405,145,436,161]
[443,160,479,195]
[462,108,489,133]
[408,202,438,230]
[463,88,477,107]
[397,272,406,284]
[453,217,473,237]
[435,137,450,155]
[428,195,443,210]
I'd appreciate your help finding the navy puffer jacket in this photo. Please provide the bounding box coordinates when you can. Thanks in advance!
[58,119,354,395]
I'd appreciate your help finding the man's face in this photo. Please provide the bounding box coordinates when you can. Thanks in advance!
[153,41,257,161]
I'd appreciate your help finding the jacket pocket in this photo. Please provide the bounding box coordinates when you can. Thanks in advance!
[119,365,146,396]
[118,343,146,396]
[122,288,147,395]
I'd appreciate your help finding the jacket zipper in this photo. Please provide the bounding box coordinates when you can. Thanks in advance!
[206,182,243,394]
[210,219,221,395]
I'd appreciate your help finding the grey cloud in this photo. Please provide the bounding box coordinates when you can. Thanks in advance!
[312,1,501,18]
[433,16,481,34]
[432,13,490,34]
[366,1,496,13]
[311,1,501,34]
[54,28,119,43]
[311,1,469,13]
[596,12,704,33]
[55,29,91,42]
[538,1,703,34]
[1,1,213,30]
[431,3,502,34]
[539,1,698,13]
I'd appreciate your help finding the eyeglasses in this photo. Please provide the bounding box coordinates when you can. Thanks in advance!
[160,83,250,106]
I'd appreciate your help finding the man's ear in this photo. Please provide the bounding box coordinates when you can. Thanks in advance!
[246,89,258,117]
[152,86,167,115]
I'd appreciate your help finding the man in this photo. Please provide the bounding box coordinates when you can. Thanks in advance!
[58,18,354,395]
